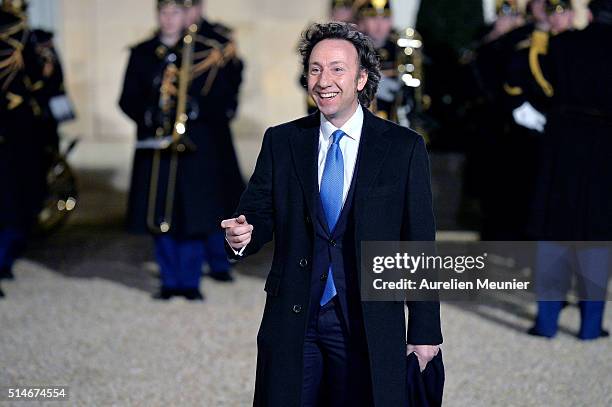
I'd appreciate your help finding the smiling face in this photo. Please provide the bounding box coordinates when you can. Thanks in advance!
[307,39,368,127]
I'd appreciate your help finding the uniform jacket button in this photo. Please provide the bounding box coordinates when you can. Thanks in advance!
[329,239,336,247]
[320,272,328,281]
[299,258,308,268]
[292,304,302,314]
[305,215,311,224]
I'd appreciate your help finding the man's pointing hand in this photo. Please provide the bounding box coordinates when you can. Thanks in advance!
[221,215,253,250]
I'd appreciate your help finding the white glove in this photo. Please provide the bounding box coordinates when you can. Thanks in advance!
[512,101,547,132]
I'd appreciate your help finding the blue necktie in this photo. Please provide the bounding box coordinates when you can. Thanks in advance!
[320,129,345,306]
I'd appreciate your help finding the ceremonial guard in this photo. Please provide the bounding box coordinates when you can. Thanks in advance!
[468,0,580,240]
[515,0,611,340]
[119,0,244,300]
[0,2,38,286]
[2,0,76,234]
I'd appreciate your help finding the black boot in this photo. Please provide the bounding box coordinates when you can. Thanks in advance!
[182,288,205,301]
[527,326,555,339]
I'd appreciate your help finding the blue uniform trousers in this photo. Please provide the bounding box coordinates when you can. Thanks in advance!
[154,232,230,290]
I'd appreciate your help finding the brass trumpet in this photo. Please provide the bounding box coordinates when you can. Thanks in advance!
[146,24,198,234]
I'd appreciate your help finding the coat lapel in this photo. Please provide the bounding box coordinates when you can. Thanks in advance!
[289,113,319,220]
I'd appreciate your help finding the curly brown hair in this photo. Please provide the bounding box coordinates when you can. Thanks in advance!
[298,22,381,108]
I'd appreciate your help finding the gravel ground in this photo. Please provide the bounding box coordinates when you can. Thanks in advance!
[1,260,610,407]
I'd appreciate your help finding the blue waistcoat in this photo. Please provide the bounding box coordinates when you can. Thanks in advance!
[309,163,365,337]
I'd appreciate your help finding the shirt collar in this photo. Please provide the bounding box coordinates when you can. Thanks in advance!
[320,104,364,142]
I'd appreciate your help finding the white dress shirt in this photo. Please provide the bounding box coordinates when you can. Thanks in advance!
[318,104,364,205]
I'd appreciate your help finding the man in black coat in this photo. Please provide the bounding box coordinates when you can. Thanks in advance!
[223,22,442,406]
[119,0,244,299]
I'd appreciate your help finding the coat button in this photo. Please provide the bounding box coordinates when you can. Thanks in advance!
[305,215,311,224]
[320,272,328,281]
[292,304,302,314]
[299,258,308,268]
[329,239,337,247]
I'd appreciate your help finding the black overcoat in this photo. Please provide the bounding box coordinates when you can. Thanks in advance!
[119,25,244,238]
[230,109,443,406]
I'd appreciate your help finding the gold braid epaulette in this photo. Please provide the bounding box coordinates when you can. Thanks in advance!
[0,17,26,40]
[529,30,554,98]
[0,19,27,92]
[192,35,238,95]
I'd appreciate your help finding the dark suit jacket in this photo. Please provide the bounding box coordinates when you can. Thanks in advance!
[229,108,443,407]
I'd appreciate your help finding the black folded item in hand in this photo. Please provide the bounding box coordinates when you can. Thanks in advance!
[406,350,445,407]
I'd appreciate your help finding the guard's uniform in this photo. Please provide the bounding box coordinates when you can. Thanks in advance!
[24,27,76,233]
[494,0,610,339]
[119,11,244,296]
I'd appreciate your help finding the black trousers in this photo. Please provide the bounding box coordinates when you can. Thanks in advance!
[301,299,373,407]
